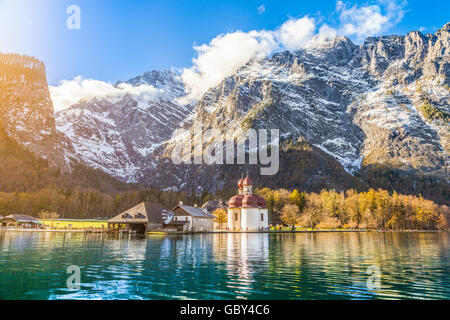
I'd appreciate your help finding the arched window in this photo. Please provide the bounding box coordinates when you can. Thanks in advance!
[261,213,264,221]
[235,213,238,221]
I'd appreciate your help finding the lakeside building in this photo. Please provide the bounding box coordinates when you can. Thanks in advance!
[108,202,174,233]
[228,176,268,231]
[107,202,215,233]
[172,203,215,232]
[0,214,42,228]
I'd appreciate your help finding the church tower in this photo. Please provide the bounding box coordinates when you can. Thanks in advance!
[228,175,268,231]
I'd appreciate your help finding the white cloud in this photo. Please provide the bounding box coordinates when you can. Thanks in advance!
[277,17,317,51]
[179,30,277,103]
[50,76,164,111]
[338,3,389,39]
[318,24,338,40]
[258,4,266,15]
[335,0,406,40]
[180,17,317,102]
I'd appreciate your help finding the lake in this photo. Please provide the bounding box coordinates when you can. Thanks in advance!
[0,231,448,300]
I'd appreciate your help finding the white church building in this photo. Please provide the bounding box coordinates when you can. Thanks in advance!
[228,176,269,231]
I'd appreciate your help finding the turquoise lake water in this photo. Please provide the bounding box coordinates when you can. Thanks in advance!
[0,231,448,300]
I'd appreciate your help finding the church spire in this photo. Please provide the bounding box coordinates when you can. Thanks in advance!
[242,174,253,195]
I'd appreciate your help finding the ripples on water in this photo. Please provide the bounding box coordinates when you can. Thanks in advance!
[0,231,448,300]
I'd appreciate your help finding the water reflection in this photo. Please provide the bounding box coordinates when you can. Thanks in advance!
[0,231,448,300]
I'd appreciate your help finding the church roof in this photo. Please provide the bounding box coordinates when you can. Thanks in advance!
[229,195,244,208]
[242,176,253,186]
[228,176,267,208]
[257,196,267,208]
[242,195,259,208]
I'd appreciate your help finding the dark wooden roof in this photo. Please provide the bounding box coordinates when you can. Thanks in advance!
[3,214,38,222]
[108,202,171,224]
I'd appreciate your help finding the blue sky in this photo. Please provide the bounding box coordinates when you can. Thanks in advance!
[0,0,449,89]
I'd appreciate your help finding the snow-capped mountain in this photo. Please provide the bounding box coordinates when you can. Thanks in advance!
[55,70,193,181]
[2,24,448,200]
[158,23,449,189]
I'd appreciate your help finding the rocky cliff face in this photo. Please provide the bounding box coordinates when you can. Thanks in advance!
[354,25,449,178]
[56,70,193,180]
[157,23,449,191]
[0,53,67,169]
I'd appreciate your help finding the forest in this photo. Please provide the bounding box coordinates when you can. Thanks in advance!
[0,119,448,230]
[0,185,212,219]
[0,184,448,231]
[257,188,449,231]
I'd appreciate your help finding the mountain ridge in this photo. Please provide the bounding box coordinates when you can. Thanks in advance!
[1,24,449,204]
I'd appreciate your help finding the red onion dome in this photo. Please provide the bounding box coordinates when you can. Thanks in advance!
[242,176,253,186]
[229,195,244,208]
[238,178,244,189]
[242,195,259,208]
[257,196,267,208]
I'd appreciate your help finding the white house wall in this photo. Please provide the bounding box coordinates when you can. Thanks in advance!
[227,208,269,231]
[227,208,241,231]
[174,215,213,231]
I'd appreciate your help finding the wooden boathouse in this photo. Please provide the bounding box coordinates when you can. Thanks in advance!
[107,202,175,233]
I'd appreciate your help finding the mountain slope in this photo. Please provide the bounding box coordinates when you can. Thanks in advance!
[153,24,449,197]
[0,124,133,194]
[56,70,193,181]
[0,54,136,194]
[0,53,67,169]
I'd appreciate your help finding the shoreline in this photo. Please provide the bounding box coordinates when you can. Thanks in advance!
[0,228,100,233]
[159,230,444,234]
[0,229,445,234]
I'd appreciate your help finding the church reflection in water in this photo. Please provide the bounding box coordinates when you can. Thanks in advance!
[213,233,269,290]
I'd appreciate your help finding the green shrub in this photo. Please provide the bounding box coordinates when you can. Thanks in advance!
[419,100,449,124]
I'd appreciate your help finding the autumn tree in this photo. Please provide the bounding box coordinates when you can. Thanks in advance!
[289,189,306,212]
[273,189,291,217]
[316,217,341,230]
[213,208,228,230]
[38,210,59,219]
[281,204,301,229]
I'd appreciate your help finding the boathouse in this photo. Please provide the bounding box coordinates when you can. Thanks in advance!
[171,202,215,232]
[108,202,174,233]
[0,214,42,228]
